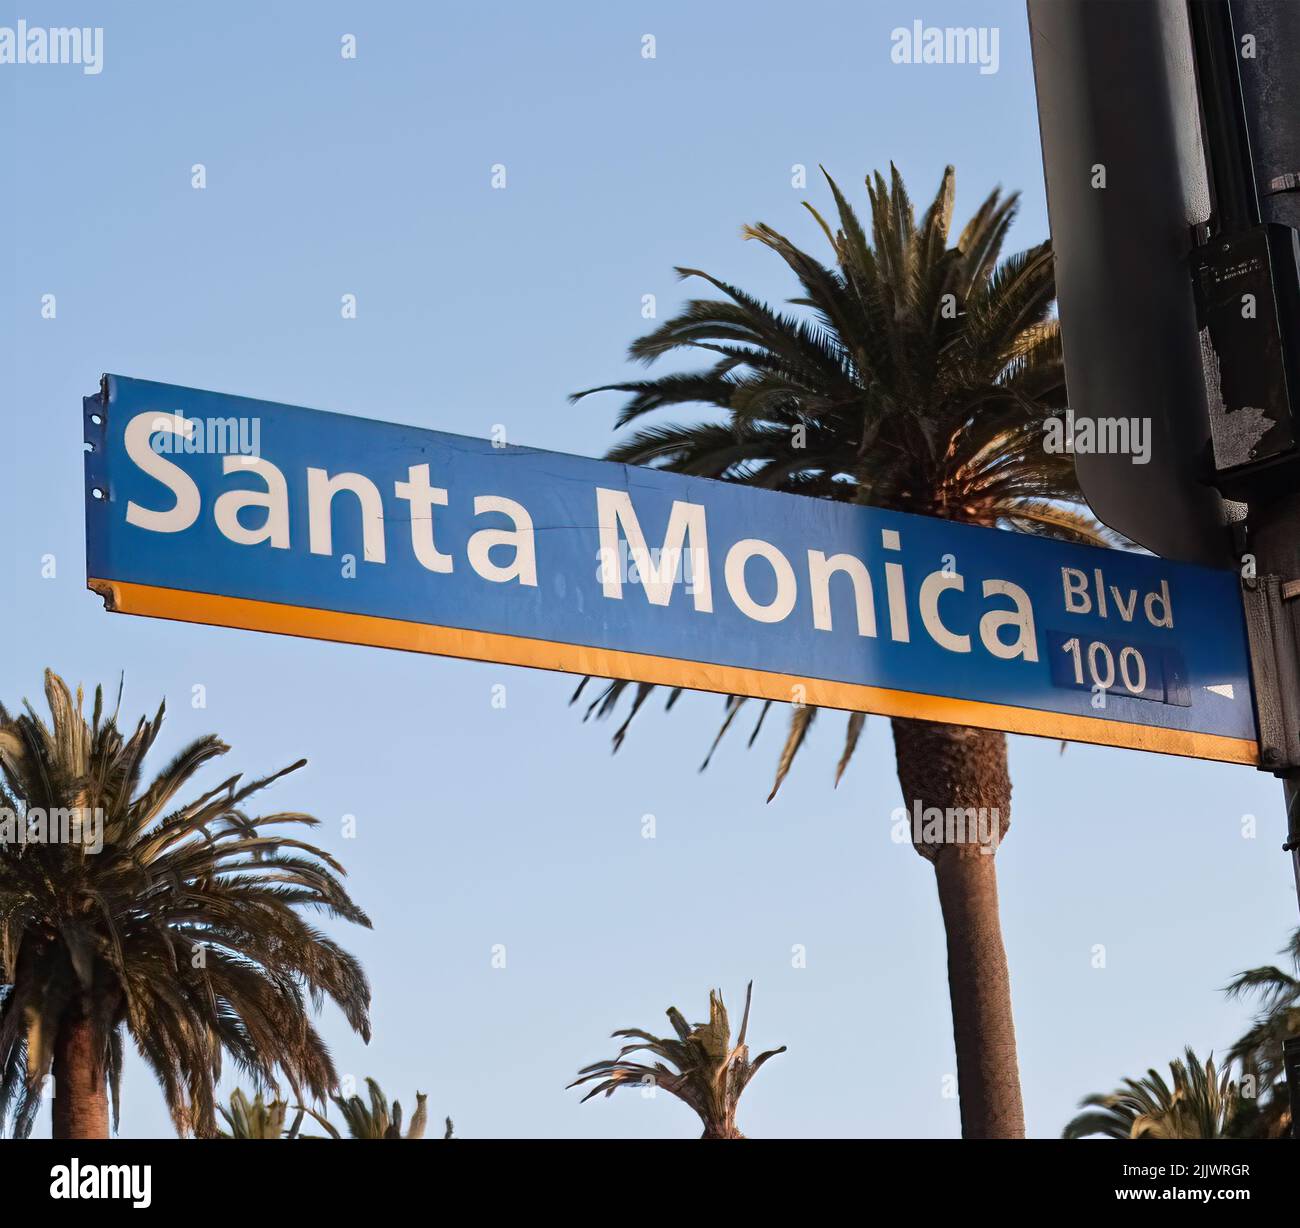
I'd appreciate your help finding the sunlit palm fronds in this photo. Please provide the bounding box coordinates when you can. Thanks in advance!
[0,670,372,1138]
[217,1088,304,1139]
[570,164,1108,795]
[300,1077,443,1139]
[569,982,784,1138]
[1224,927,1300,1137]
[1064,1048,1239,1140]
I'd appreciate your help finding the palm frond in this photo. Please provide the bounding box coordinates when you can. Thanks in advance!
[0,671,373,1138]
[569,983,783,1138]
[569,164,1105,797]
[1065,1048,1239,1140]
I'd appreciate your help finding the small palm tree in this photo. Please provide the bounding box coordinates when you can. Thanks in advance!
[569,982,784,1139]
[303,1077,446,1138]
[0,670,372,1139]
[1064,1048,1239,1139]
[570,165,1106,1137]
[1224,927,1299,1137]
[217,1088,304,1139]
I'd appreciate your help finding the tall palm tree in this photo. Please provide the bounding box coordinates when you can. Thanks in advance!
[570,165,1105,1137]
[568,981,784,1139]
[1224,927,1299,1138]
[1064,1048,1239,1139]
[0,670,372,1139]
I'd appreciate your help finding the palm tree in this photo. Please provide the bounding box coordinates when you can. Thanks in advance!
[568,981,784,1138]
[1064,1048,1239,1139]
[1224,927,1299,1138]
[0,670,372,1139]
[217,1088,304,1139]
[303,1077,447,1138]
[570,165,1105,1137]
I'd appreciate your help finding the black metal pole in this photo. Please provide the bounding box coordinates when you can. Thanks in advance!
[1190,0,1300,1137]
[1187,0,1259,230]
[1190,0,1300,907]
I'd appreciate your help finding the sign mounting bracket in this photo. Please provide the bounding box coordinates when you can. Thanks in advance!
[1242,573,1300,771]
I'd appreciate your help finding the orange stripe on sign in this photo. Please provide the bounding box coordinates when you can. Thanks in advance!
[87,578,1260,766]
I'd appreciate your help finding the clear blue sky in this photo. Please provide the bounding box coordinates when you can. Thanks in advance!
[1,0,1294,1139]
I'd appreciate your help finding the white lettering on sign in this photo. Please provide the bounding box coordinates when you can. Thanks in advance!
[124,411,1200,669]
[1060,566,1173,629]
[808,551,876,637]
[595,488,712,611]
[125,412,200,533]
[724,539,797,623]
[214,456,289,549]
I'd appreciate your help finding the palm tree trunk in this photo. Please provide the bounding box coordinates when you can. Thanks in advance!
[891,717,1025,1139]
[51,1015,109,1139]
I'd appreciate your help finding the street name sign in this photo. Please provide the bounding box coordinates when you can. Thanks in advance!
[84,375,1259,765]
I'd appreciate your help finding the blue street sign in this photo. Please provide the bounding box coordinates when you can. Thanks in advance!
[84,375,1259,764]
